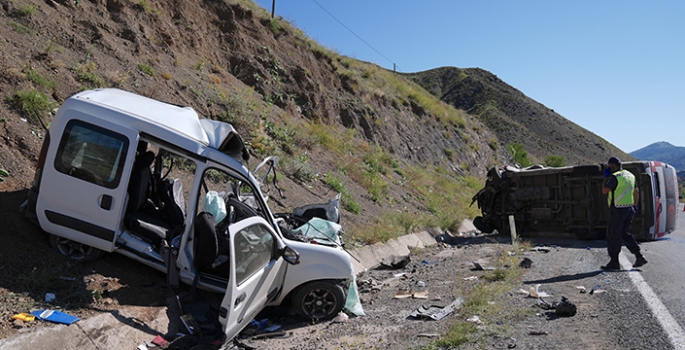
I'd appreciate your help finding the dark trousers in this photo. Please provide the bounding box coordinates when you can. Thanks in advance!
[606,206,640,256]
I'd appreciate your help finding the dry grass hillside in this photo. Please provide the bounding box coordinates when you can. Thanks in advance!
[0,0,515,242]
[406,67,632,165]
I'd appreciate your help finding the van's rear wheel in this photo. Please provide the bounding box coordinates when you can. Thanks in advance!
[49,234,104,262]
[291,280,346,322]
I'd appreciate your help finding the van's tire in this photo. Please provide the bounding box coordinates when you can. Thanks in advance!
[49,234,105,262]
[291,280,346,322]
[572,165,601,175]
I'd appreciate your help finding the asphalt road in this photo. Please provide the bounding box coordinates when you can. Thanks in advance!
[629,204,685,347]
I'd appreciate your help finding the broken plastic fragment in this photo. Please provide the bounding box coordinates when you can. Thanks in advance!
[524,284,550,298]
[466,315,483,324]
[331,312,349,324]
[412,290,429,299]
[12,313,35,322]
[394,289,413,299]
[408,298,463,321]
[30,310,79,325]
[151,335,169,346]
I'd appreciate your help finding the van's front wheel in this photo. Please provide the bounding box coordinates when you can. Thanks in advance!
[49,234,104,262]
[291,280,346,322]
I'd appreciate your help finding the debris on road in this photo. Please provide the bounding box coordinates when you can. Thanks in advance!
[408,298,462,321]
[472,261,495,271]
[519,257,533,268]
[11,313,34,322]
[331,312,349,324]
[537,296,577,317]
[519,284,551,298]
[466,315,484,324]
[30,310,79,325]
[380,255,411,269]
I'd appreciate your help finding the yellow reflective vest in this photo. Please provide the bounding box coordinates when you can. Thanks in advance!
[607,169,635,208]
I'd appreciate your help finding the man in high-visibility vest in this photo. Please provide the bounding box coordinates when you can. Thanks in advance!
[601,156,647,270]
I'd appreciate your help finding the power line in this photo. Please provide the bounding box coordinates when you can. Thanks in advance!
[310,0,398,71]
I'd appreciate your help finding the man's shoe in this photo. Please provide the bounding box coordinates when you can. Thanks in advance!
[633,255,648,268]
[601,261,620,270]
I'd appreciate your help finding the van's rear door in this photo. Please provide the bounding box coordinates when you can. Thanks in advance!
[219,216,288,342]
[36,114,138,252]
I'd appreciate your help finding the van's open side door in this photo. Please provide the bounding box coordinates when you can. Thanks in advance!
[219,216,288,341]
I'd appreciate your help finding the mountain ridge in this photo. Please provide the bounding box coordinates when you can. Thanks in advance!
[631,141,685,170]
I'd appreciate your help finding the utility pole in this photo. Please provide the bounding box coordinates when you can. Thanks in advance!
[271,0,275,18]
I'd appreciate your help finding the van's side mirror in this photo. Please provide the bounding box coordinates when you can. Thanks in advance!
[281,246,300,265]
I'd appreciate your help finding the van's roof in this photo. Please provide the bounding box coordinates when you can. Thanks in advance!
[73,88,210,145]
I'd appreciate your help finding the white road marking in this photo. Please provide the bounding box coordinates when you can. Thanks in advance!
[619,252,685,350]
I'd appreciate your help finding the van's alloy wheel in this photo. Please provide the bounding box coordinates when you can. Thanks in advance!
[49,234,104,262]
[292,281,346,321]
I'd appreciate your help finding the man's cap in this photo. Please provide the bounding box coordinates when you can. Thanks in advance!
[606,156,621,165]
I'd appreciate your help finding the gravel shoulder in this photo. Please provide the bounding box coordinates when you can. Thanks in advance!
[240,235,672,350]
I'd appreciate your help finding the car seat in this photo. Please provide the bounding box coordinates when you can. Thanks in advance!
[124,151,172,246]
[194,212,229,278]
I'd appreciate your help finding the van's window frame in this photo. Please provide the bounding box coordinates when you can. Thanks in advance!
[53,119,130,189]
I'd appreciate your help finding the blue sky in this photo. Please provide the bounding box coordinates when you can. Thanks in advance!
[253,0,685,153]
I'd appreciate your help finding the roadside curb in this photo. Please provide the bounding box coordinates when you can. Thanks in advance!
[347,219,477,274]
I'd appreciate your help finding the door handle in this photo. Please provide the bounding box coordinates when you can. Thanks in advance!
[234,293,246,307]
[100,195,113,210]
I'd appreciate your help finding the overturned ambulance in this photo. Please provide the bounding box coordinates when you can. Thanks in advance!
[471,162,678,240]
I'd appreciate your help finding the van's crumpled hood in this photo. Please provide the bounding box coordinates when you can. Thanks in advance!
[199,119,249,161]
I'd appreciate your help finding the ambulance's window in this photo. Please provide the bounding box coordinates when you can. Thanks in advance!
[54,120,129,188]
[654,173,661,197]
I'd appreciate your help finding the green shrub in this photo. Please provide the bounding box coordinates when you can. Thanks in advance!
[17,3,38,16]
[544,154,566,167]
[6,89,56,120]
[24,67,56,90]
[9,21,34,34]
[508,143,532,167]
[138,63,156,77]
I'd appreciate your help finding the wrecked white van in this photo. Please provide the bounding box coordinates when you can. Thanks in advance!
[23,88,355,341]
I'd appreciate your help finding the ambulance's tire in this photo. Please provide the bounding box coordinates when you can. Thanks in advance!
[291,280,346,322]
[473,216,495,234]
[49,234,105,262]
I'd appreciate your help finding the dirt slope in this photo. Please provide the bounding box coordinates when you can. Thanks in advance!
[407,66,632,166]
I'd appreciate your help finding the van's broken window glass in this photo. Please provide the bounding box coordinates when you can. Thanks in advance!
[234,223,274,285]
[54,120,129,188]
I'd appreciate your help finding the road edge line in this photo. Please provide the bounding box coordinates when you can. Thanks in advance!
[619,252,685,350]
